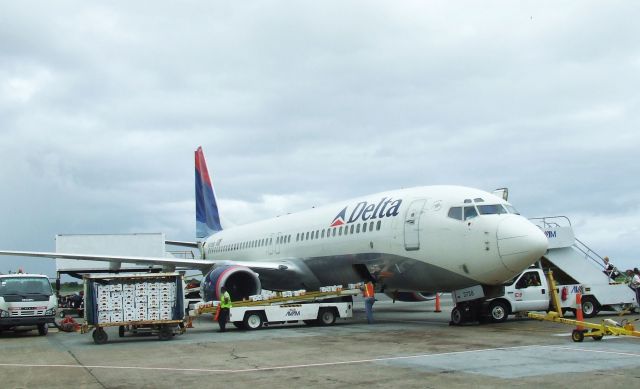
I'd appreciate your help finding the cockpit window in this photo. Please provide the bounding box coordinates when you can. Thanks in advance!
[477,204,508,215]
[473,198,484,203]
[464,206,478,220]
[447,207,462,220]
[504,204,520,215]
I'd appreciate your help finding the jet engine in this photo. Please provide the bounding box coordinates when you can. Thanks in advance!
[385,291,437,302]
[201,265,261,302]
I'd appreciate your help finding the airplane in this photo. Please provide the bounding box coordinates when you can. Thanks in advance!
[0,147,548,304]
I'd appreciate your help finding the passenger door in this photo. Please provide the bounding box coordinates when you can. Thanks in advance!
[404,199,427,251]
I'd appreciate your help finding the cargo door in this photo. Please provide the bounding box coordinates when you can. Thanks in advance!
[404,199,427,251]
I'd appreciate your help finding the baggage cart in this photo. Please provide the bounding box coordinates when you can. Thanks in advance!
[82,273,185,344]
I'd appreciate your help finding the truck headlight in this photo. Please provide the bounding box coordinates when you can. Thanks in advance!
[45,308,57,316]
[0,309,9,318]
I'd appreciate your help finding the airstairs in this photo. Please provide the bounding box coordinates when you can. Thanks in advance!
[529,216,635,313]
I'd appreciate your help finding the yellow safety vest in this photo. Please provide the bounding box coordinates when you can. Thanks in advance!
[220,291,232,308]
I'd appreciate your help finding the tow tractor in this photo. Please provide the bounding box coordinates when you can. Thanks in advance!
[528,311,640,342]
[189,285,359,329]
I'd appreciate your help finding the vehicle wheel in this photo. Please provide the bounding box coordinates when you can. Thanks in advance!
[488,301,509,323]
[571,329,584,342]
[92,328,108,345]
[318,308,336,326]
[232,321,245,329]
[581,296,599,318]
[118,326,125,338]
[243,312,264,330]
[158,326,173,341]
[37,324,48,336]
[450,307,464,326]
[303,320,318,326]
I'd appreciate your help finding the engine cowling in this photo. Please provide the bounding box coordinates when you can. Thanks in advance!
[385,291,437,302]
[201,265,261,302]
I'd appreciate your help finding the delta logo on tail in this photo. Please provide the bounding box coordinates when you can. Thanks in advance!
[329,197,403,227]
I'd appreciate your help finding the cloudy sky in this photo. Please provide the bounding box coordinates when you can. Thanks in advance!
[1,1,638,276]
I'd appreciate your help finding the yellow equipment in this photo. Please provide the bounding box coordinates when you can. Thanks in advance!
[528,311,640,342]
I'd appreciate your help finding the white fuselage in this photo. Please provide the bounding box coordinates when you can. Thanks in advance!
[201,186,548,293]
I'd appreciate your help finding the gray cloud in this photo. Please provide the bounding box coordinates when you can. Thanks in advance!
[1,1,639,275]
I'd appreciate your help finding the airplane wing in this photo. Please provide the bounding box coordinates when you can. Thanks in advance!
[0,250,296,274]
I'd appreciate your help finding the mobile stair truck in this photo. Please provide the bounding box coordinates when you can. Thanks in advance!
[0,273,57,335]
[82,273,185,344]
[449,216,637,325]
[189,285,359,330]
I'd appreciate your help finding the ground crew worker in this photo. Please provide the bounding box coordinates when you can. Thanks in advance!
[361,281,375,324]
[218,286,232,332]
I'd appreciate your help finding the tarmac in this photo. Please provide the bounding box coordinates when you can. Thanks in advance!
[2,296,640,388]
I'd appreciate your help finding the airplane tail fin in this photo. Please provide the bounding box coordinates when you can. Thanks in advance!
[195,146,222,239]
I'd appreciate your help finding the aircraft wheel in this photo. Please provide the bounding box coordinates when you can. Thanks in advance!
[37,324,48,336]
[488,301,509,323]
[450,307,464,326]
[318,308,336,326]
[581,296,599,318]
[92,328,108,345]
[243,312,264,330]
[571,329,584,342]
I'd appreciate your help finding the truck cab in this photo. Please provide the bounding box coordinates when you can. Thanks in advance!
[485,268,551,322]
[0,274,57,335]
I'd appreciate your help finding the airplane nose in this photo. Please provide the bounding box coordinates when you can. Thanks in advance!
[496,216,548,272]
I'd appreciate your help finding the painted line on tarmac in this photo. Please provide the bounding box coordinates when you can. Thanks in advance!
[543,345,640,358]
[0,344,544,374]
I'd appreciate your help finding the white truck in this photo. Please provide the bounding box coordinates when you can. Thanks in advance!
[0,274,57,335]
[451,265,637,325]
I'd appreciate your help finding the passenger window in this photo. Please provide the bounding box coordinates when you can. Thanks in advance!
[376,220,381,230]
[448,207,463,220]
[316,230,319,239]
[332,228,336,237]
[369,221,374,231]
[362,223,367,232]
[464,206,478,220]
[305,232,309,240]
[339,227,343,236]
[321,230,325,238]
[350,225,354,234]
[356,224,360,233]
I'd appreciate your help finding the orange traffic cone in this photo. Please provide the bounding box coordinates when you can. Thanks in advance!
[575,293,584,331]
[434,293,442,313]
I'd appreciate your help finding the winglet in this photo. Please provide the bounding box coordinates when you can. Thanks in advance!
[195,147,222,238]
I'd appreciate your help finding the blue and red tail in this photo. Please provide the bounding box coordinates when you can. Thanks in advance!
[195,146,222,239]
